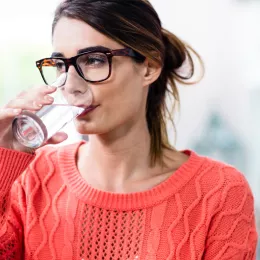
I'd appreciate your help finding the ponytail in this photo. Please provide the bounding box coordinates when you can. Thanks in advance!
[147,28,203,166]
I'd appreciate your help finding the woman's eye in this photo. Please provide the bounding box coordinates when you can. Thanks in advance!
[55,62,65,70]
[88,58,103,65]
[81,54,107,67]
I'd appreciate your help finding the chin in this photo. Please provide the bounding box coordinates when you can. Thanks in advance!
[73,115,130,137]
[74,121,108,135]
[75,126,103,135]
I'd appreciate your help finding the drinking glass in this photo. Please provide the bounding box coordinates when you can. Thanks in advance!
[12,73,93,148]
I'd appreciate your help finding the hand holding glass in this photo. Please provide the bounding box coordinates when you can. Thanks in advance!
[12,73,92,148]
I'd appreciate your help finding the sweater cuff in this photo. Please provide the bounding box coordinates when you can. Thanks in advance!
[0,147,34,195]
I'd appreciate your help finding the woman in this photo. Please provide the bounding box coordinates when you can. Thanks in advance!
[0,0,257,259]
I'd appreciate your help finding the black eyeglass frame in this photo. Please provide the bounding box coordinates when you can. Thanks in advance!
[36,47,145,85]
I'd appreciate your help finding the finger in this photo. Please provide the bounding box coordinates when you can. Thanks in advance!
[5,95,54,111]
[14,85,57,106]
[5,98,44,111]
[28,85,56,105]
[46,132,68,145]
[33,85,57,95]
[5,85,57,111]
[16,85,57,98]
[0,108,22,121]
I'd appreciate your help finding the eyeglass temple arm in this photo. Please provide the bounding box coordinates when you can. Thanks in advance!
[111,48,145,61]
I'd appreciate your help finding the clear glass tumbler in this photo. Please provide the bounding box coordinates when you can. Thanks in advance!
[12,74,93,148]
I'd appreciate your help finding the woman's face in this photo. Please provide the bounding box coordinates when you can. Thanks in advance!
[52,17,151,136]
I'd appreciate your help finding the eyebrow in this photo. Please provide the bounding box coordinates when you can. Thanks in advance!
[51,45,111,58]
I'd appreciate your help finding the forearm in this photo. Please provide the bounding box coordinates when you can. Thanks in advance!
[0,147,34,259]
[0,147,34,197]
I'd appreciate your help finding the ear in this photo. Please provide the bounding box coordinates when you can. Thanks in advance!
[142,59,162,87]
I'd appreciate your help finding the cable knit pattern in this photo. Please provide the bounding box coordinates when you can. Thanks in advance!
[0,142,258,259]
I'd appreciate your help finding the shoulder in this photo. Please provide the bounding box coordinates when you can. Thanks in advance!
[190,151,255,209]
[29,144,61,170]
[18,141,82,185]
[183,152,256,232]
[198,155,258,257]
[181,150,249,187]
[195,157,258,258]
[34,141,82,164]
[196,152,251,190]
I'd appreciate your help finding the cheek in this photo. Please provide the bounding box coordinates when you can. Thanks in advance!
[102,65,145,115]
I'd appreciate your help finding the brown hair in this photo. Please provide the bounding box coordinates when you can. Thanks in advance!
[52,0,203,166]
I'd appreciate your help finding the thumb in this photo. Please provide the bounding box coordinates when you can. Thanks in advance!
[46,132,68,145]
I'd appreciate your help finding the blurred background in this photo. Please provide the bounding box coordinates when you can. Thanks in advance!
[0,0,259,256]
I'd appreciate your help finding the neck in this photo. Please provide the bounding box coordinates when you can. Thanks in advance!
[79,119,159,189]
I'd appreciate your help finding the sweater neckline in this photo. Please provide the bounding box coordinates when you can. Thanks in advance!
[58,141,205,211]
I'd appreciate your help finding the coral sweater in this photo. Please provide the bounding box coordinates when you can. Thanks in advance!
[0,141,258,260]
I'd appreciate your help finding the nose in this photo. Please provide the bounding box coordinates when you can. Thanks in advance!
[62,66,93,107]
[63,66,88,95]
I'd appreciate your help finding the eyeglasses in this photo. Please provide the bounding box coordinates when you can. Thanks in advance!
[36,47,145,86]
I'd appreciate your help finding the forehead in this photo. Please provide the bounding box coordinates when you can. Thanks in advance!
[52,17,123,58]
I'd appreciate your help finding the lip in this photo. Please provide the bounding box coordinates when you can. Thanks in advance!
[77,105,99,117]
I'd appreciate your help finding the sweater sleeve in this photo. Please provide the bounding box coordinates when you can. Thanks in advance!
[203,167,258,260]
[0,147,34,259]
